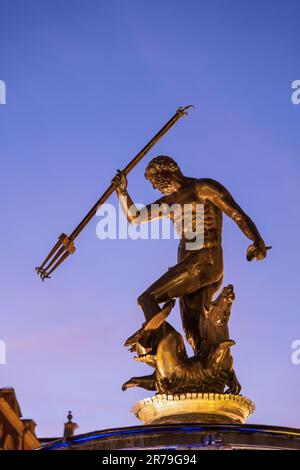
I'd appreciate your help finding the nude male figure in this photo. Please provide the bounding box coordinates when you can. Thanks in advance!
[112,156,268,354]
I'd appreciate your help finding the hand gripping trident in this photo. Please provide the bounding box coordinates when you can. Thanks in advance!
[35,105,194,281]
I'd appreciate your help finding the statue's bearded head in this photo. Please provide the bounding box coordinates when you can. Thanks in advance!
[145,156,182,194]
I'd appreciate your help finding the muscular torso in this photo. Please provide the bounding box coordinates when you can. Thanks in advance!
[159,179,223,258]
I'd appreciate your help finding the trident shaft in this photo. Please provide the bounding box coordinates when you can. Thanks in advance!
[35,105,194,281]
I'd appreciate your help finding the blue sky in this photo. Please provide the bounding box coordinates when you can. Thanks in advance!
[0,0,300,436]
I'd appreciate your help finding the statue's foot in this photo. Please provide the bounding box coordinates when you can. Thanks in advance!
[124,299,175,351]
[225,381,241,395]
[225,370,242,395]
[122,373,156,392]
[143,299,175,332]
[122,379,138,391]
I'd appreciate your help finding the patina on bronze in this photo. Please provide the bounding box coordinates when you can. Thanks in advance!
[35,106,193,280]
[112,156,271,395]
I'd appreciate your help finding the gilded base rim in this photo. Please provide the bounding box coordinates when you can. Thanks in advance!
[132,393,255,425]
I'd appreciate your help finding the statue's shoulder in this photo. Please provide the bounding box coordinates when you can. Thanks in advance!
[194,178,224,191]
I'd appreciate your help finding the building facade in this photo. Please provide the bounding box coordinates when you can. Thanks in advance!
[40,423,300,451]
[0,388,40,450]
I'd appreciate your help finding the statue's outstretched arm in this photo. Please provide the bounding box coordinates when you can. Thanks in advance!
[198,180,268,260]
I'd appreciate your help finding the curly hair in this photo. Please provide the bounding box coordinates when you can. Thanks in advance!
[145,156,181,180]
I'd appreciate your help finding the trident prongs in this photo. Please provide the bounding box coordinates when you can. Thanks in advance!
[36,233,76,281]
[35,266,46,276]
[44,250,71,280]
[40,272,51,282]
[35,236,64,275]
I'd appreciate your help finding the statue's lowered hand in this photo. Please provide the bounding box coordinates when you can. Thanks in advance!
[247,239,271,261]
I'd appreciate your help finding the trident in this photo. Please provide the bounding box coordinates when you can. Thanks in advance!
[35,105,194,281]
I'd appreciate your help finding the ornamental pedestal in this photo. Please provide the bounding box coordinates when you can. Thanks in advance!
[132,393,255,425]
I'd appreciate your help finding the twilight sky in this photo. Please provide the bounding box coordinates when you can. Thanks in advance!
[0,0,300,436]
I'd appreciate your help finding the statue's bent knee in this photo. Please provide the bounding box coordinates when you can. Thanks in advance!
[137,291,152,306]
